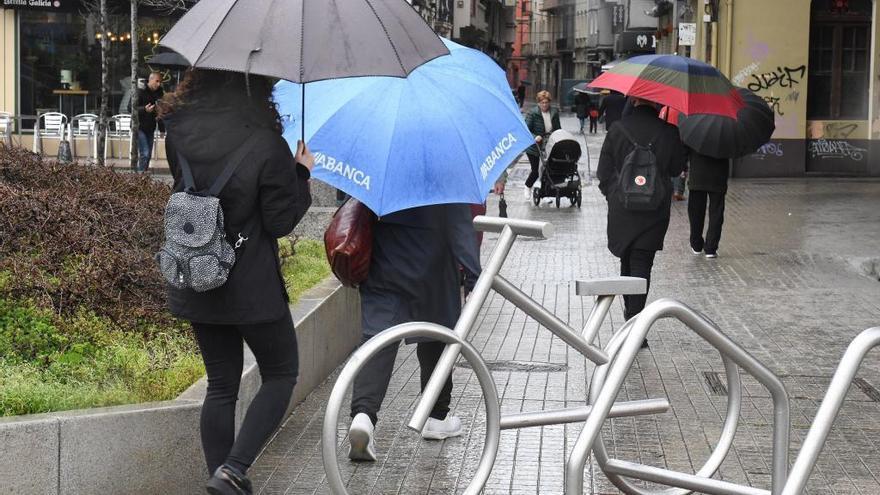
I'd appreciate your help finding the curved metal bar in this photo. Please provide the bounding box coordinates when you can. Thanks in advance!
[472,215,554,239]
[780,327,880,495]
[587,317,742,495]
[568,299,791,495]
[322,322,501,495]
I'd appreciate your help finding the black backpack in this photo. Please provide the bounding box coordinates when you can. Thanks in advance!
[614,125,666,211]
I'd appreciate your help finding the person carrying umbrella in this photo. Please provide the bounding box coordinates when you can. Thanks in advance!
[597,97,686,347]
[687,152,728,258]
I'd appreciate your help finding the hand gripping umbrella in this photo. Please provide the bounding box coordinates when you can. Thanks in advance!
[159,0,449,141]
[589,54,744,118]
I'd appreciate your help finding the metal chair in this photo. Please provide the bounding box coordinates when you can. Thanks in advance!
[0,112,13,147]
[68,114,98,161]
[33,112,68,154]
[104,114,132,160]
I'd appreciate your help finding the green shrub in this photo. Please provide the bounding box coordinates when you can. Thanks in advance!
[280,238,331,304]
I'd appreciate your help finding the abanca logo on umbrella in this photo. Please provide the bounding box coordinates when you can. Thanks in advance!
[314,152,371,190]
[480,132,518,180]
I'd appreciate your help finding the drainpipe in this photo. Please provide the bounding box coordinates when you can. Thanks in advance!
[724,0,733,78]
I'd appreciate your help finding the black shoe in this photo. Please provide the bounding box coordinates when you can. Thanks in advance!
[641,339,649,348]
[206,465,253,495]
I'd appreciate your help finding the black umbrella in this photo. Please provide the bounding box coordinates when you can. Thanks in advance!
[159,0,448,142]
[146,51,190,69]
[677,87,775,159]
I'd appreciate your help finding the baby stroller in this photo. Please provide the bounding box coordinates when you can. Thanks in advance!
[532,129,582,208]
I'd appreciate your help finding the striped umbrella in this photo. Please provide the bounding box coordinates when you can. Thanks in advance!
[589,54,744,119]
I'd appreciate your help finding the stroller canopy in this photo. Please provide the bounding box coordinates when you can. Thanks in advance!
[545,129,582,163]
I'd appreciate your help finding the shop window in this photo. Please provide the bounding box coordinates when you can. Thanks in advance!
[807,0,873,120]
[18,11,177,130]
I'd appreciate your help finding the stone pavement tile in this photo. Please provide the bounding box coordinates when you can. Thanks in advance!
[252,115,880,494]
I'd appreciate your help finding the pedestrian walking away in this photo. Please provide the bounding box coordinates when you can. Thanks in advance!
[687,150,730,258]
[523,90,561,199]
[135,72,165,172]
[574,91,590,133]
[589,101,600,134]
[597,97,686,346]
[158,69,314,495]
[598,90,627,132]
[348,203,481,462]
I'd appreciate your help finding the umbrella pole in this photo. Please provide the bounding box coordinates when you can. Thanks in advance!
[301,83,305,144]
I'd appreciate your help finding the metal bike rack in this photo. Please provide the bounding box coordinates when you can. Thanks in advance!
[321,215,880,495]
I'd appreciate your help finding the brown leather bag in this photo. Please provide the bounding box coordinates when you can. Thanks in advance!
[323,198,375,287]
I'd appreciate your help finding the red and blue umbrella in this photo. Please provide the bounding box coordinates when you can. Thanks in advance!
[589,55,744,119]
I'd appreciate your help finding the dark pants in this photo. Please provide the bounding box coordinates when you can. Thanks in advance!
[525,153,540,188]
[589,117,598,133]
[688,190,726,255]
[136,130,155,172]
[351,335,452,425]
[619,248,657,320]
[191,312,298,475]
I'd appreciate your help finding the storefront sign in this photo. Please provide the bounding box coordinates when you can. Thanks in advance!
[679,23,697,46]
[618,31,657,53]
[3,0,71,11]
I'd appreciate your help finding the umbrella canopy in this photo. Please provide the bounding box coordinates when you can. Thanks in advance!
[146,51,190,68]
[589,55,744,118]
[273,38,532,216]
[159,0,449,83]
[676,87,775,159]
[571,82,602,95]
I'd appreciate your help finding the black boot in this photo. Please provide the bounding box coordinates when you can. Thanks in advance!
[206,464,253,495]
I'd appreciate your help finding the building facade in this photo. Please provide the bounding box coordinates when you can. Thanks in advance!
[672,0,880,177]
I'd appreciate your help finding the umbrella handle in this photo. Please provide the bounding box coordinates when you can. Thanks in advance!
[301,83,306,144]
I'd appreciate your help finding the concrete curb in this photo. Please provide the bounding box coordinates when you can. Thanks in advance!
[0,276,359,494]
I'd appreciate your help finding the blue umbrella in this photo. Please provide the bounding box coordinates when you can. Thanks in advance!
[273,38,532,216]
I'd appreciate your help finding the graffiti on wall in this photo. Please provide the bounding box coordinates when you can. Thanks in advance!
[808,121,868,140]
[808,139,867,161]
[746,65,807,93]
[750,142,785,160]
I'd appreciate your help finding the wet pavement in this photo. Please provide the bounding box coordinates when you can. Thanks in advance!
[249,115,880,494]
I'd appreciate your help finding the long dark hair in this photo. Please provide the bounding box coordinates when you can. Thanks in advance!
[157,69,283,134]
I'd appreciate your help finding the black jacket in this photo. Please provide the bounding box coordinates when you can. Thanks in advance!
[164,92,312,325]
[136,86,164,134]
[360,204,480,342]
[687,151,730,193]
[597,105,686,257]
[574,93,590,119]
[599,93,627,131]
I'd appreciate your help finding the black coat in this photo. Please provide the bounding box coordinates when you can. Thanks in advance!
[574,93,590,119]
[599,93,627,131]
[687,151,730,193]
[360,204,481,342]
[164,93,312,325]
[597,105,687,257]
[135,86,164,134]
[524,105,561,157]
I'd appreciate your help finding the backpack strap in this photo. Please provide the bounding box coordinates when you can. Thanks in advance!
[207,129,258,197]
[176,152,197,192]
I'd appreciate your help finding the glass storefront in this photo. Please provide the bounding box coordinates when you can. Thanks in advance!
[18,9,178,128]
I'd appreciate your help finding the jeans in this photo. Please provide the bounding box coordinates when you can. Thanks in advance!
[688,190,726,254]
[619,248,657,320]
[578,117,586,132]
[137,130,155,172]
[350,335,452,425]
[191,312,298,475]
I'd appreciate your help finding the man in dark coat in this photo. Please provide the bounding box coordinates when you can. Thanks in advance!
[134,72,164,172]
[597,98,686,345]
[687,151,730,258]
[348,203,481,462]
[574,91,590,133]
[598,90,627,132]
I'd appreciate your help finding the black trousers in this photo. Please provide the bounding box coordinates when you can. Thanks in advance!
[191,312,298,475]
[688,190,726,254]
[619,248,657,320]
[589,117,598,134]
[525,153,540,187]
[350,335,452,425]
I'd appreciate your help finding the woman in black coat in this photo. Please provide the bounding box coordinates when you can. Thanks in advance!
[687,151,730,258]
[597,100,686,340]
[160,69,313,495]
[347,203,481,462]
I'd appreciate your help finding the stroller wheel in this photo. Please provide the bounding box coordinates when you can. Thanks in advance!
[555,192,561,208]
[576,190,582,208]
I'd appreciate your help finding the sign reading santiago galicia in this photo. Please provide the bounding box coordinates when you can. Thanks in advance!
[3,0,68,9]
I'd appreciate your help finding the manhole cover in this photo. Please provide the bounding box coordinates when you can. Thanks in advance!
[456,360,568,372]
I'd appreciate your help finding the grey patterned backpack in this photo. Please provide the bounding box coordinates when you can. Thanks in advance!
[157,137,257,292]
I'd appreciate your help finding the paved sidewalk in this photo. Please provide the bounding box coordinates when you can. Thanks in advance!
[250,116,880,494]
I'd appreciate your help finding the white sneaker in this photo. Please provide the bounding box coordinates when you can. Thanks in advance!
[534,180,542,189]
[691,248,702,255]
[421,415,463,440]
[704,252,718,259]
[348,413,377,461]
[524,186,531,200]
